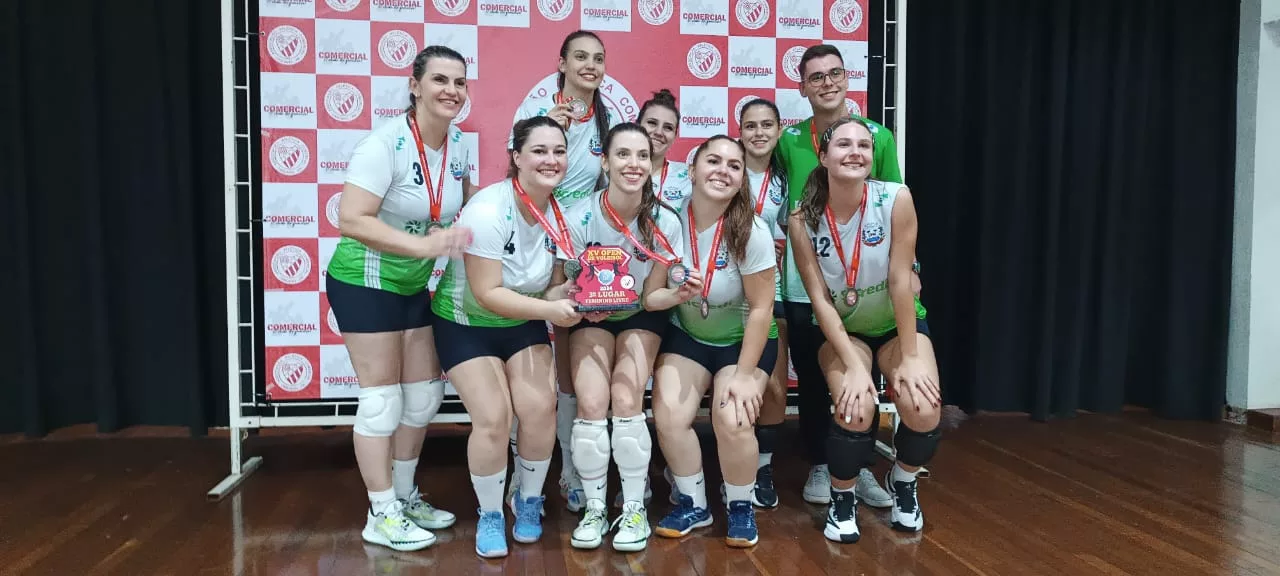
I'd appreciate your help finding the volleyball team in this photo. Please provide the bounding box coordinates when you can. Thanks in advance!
[325,30,942,559]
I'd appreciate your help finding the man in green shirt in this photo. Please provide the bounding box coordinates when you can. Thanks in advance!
[776,44,908,510]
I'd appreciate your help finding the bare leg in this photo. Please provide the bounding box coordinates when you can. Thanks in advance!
[710,365,771,487]
[391,326,441,462]
[345,331,404,493]
[817,337,876,492]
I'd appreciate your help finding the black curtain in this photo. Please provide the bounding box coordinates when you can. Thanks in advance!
[906,0,1239,420]
[1,0,228,436]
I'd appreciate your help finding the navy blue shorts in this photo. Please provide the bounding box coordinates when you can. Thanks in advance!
[325,276,432,333]
[569,309,670,337]
[432,316,550,373]
[814,318,932,359]
[658,326,779,376]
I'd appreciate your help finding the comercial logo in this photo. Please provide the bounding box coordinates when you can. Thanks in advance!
[432,0,469,17]
[735,0,769,29]
[378,29,417,69]
[636,0,672,25]
[267,25,309,66]
[829,0,863,34]
[782,45,806,83]
[537,0,573,20]
[273,353,314,393]
[272,244,314,285]
[687,42,722,80]
[269,135,311,176]
[327,0,362,12]
[324,82,365,123]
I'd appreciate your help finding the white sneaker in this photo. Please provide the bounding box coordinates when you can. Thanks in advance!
[611,501,651,552]
[823,490,860,543]
[886,470,925,532]
[362,500,436,552]
[855,468,893,508]
[403,488,457,530]
[570,500,609,549]
[803,465,831,504]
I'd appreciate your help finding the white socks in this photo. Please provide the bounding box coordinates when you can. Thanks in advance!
[392,458,418,500]
[516,456,551,502]
[724,482,754,506]
[673,471,708,509]
[571,419,611,505]
[471,469,507,513]
[892,462,918,483]
[369,487,397,515]
[611,415,652,505]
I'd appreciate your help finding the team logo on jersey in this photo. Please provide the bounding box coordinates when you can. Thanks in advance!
[862,222,885,246]
[590,134,603,156]
[449,157,466,180]
[537,0,574,21]
[829,0,864,34]
[662,186,683,202]
[715,246,729,269]
[404,220,425,235]
[785,126,801,136]
[272,353,313,393]
[769,182,784,205]
[632,243,650,262]
[735,0,769,29]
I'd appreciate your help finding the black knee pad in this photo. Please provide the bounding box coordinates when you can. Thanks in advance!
[826,422,876,481]
[894,424,941,467]
[755,423,782,454]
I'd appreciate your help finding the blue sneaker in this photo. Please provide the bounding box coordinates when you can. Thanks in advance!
[511,492,545,543]
[654,494,713,538]
[474,510,507,558]
[725,500,759,548]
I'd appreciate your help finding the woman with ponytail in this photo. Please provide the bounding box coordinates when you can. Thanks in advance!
[551,122,681,552]
[508,29,621,512]
[789,118,938,544]
[646,135,778,548]
[637,89,693,210]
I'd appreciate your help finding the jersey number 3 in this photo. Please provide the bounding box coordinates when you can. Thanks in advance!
[811,237,832,258]
[411,162,424,185]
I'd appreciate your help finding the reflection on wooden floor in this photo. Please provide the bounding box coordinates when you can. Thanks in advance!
[2,410,1279,575]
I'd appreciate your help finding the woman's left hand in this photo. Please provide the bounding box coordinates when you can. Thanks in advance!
[892,354,940,411]
[719,370,762,427]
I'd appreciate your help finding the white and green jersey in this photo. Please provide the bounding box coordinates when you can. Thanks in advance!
[747,167,787,303]
[559,190,684,322]
[669,214,779,346]
[654,160,693,212]
[510,93,620,207]
[431,180,558,328]
[804,180,926,337]
[326,115,469,296]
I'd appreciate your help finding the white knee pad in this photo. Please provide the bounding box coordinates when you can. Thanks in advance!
[354,384,403,437]
[399,379,444,428]
[570,419,610,480]
[611,415,652,478]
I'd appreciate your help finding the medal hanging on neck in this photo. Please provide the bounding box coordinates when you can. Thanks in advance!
[687,206,725,319]
[513,177,576,279]
[601,189,683,285]
[407,111,447,231]
[753,167,772,216]
[823,183,869,308]
[556,92,594,124]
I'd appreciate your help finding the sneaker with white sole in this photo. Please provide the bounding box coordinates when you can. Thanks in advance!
[362,500,436,552]
[611,501,651,551]
[886,469,924,532]
[823,490,860,543]
[403,488,457,530]
[803,465,831,504]
[560,474,585,513]
[612,477,653,508]
[855,468,893,508]
[570,500,609,549]
[474,509,507,558]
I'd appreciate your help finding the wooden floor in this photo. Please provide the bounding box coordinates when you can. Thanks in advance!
[2,411,1279,576]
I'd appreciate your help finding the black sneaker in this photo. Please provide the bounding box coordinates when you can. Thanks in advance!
[823,490,859,543]
[752,464,778,508]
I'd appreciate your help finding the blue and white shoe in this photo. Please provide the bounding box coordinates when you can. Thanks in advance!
[654,493,713,538]
[474,509,507,558]
[725,500,759,548]
[511,492,546,543]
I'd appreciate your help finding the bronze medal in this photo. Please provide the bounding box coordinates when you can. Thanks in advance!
[668,263,688,286]
[700,299,710,319]
[845,289,858,308]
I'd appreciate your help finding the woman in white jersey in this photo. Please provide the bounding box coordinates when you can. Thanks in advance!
[637,89,693,210]
[788,118,940,543]
[431,115,583,558]
[648,135,778,549]
[325,46,471,553]
[554,123,682,552]
[508,30,621,512]
[738,98,789,509]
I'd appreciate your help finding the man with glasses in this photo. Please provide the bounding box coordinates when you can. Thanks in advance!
[776,43,907,516]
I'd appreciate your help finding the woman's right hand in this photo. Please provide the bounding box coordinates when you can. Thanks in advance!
[416,226,472,259]
[545,299,582,327]
[673,268,704,304]
[836,369,877,425]
[547,102,574,130]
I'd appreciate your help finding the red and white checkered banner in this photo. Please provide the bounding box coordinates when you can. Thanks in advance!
[258,0,872,400]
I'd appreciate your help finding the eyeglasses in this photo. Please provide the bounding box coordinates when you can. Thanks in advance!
[805,67,847,86]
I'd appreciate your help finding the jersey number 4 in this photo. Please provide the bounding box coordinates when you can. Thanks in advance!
[811,237,832,258]
[504,231,516,255]
[411,162,424,185]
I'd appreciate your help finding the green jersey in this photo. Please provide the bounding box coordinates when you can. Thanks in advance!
[777,115,901,304]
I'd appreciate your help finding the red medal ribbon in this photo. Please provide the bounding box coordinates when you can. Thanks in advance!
[753,167,772,216]
[823,183,869,295]
[687,207,725,305]
[600,190,679,267]
[655,160,669,197]
[513,177,574,259]
[406,111,447,224]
